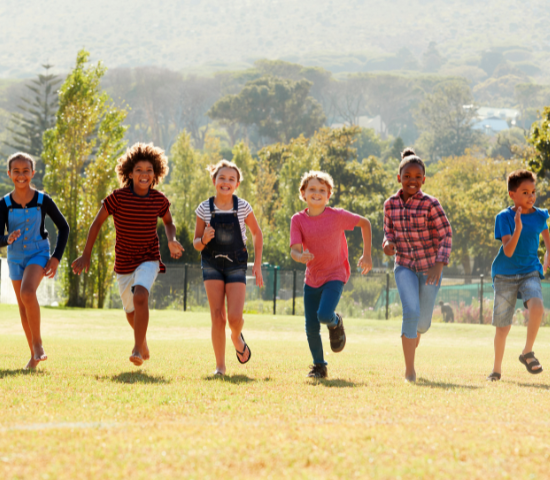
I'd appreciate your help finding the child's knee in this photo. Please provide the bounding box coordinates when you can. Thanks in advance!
[212,309,226,328]
[527,298,544,316]
[19,287,37,304]
[133,287,149,307]
[495,325,511,337]
[227,312,243,328]
[317,309,336,326]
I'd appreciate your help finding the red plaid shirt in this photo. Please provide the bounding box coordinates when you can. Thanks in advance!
[383,189,452,272]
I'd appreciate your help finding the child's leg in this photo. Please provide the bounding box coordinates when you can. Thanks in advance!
[131,286,150,361]
[225,282,249,363]
[316,281,344,327]
[415,272,442,345]
[522,297,543,370]
[493,325,511,374]
[204,280,228,373]
[304,284,325,365]
[11,264,46,365]
[125,312,150,360]
[394,266,421,381]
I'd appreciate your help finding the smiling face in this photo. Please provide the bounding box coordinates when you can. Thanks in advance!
[7,158,35,189]
[129,160,155,191]
[213,167,240,196]
[302,178,331,209]
[509,180,536,212]
[397,163,425,199]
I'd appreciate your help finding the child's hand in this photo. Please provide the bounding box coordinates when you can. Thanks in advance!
[357,254,372,275]
[300,249,314,264]
[426,262,443,286]
[202,223,215,245]
[383,241,396,256]
[514,207,523,232]
[168,240,185,259]
[44,257,60,278]
[253,263,264,287]
[71,254,91,275]
[7,229,21,245]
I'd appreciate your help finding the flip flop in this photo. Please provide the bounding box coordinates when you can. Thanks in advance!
[486,372,501,381]
[236,333,251,364]
[519,352,543,374]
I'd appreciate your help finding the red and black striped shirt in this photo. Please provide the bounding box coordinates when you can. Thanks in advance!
[103,187,170,275]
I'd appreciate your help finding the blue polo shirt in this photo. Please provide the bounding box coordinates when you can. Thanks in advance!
[491,206,549,280]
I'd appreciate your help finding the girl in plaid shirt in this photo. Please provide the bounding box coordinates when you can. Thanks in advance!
[383,148,452,382]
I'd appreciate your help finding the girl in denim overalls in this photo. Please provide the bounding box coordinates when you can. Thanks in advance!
[1,153,69,369]
[193,160,264,376]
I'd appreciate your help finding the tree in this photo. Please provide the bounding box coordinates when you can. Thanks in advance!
[422,42,446,73]
[414,81,480,162]
[208,75,326,148]
[42,50,127,307]
[3,64,61,188]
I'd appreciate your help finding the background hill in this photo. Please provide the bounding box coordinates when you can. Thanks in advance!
[1,0,549,78]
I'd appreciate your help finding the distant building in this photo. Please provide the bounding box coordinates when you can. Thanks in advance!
[331,115,386,136]
[471,106,520,135]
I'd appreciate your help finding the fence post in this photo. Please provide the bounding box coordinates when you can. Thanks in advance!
[273,267,278,315]
[292,269,297,316]
[183,264,188,312]
[479,274,484,324]
[385,272,390,320]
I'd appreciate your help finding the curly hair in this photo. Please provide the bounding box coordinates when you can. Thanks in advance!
[116,143,169,188]
[7,152,35,171]
[398,147,425,175]
[299,170,334,201]
[508,169,536,192]
[207,159,243,183]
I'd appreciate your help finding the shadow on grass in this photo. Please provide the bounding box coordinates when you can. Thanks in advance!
[513,381,550,390]
[416,378,481,390]
[205,374,267,384]
[99,371,170,384]
[0,368,47,378]
[309,378,363,388]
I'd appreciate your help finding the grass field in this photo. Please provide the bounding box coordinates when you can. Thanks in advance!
[1,305,549,480]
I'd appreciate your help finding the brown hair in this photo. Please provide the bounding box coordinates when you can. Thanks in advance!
[507,169,536,192]
[7,152,35,171]
[398,147,425,175]
[299,170,334,201]
[207,159,242,182]
[116,143,169,188]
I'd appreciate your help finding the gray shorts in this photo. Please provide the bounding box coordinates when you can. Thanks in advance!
[492,271,543,327]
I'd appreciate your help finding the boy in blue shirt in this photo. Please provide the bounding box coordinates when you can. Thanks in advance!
[487,170,550,381]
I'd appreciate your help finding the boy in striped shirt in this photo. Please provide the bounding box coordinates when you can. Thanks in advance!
[72,143,185,366]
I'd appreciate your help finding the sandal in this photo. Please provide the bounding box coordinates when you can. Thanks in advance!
[236,333,251,364]
[519,352,543,374]
[486,372,501,381]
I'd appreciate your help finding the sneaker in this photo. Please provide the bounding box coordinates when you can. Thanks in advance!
[307,364,327,379]
[328,313,346,352]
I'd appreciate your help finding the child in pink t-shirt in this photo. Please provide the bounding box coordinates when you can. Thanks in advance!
[290,171,372,379]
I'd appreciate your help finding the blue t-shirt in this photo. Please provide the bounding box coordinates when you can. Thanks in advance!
[491,206,549,279]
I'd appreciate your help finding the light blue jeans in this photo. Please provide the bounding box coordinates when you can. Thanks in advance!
[394,265,441,339]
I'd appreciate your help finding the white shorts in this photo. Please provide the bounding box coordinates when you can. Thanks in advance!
[116,261,160,313]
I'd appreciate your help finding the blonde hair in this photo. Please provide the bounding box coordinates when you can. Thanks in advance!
[7,152,35,171]
[116,142,169,188]
[207,159,242,182]
[299,170,334,201]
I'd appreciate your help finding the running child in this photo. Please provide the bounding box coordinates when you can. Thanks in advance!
[1,152,69,369]
[383,148,452,383]
[193,160,263,376]
[487,169,549,381]
[72,143,184,366]
[290,170,372,379]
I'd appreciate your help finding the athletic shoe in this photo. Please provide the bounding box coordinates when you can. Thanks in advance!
[328,313,346,352]
[307,364,327,379]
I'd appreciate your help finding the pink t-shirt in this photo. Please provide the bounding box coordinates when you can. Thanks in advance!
[290,207,361,288]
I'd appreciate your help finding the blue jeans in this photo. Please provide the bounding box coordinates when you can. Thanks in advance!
[304,280,344,365]
[394,265,441,339]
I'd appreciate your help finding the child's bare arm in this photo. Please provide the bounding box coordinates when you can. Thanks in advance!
[356,216,373,275]
[291,244,314,264]
[162,210,184,259]
[71,206,109,275]
[245,212,264,287]
[542,229,550,272]
[502,207,522,257]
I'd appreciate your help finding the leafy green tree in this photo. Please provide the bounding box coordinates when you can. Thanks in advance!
[414,81,480,162]
[3,64,60,188]
[208,75,326,148]
[42,50,127,307]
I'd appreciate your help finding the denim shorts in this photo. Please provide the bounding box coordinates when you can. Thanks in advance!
[492,271,543,327]
[201,251,247,284]
[8,242,50,281]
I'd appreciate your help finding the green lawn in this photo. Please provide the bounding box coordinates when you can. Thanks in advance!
[0,305,549,479]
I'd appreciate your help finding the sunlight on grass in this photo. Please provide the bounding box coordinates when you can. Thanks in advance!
[1,305,549,479]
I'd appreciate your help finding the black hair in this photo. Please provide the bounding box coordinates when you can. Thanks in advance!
[398,147,425,175]
[507,169,536,192]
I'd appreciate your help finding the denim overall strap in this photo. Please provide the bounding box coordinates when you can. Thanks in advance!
[3,194,11,208]
[7,192,49,253]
